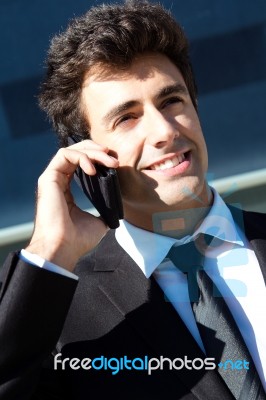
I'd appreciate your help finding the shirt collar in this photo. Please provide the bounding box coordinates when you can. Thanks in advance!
[115,188,244,278]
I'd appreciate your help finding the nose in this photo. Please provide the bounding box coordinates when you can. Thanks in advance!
[143,107,178,148]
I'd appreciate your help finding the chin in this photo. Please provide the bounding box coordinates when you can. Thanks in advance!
[157,177,208,209]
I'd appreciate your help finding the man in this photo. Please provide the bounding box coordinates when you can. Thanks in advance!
[0,1,265,399]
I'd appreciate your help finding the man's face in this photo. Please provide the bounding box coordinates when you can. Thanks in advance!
[82,53,210,230]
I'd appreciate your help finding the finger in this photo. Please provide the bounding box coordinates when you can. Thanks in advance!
[67,138,109,152]
[48,148,119,176]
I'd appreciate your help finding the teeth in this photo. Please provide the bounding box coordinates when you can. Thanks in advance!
[150,153,186,170]
[178,154,185,163]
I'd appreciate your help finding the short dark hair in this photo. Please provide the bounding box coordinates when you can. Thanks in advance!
[39,0,197,146]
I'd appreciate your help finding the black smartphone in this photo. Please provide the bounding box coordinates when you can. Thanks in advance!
[67,136,124,229]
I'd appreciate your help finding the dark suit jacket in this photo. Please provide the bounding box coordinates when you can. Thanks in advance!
[0,209,265,400]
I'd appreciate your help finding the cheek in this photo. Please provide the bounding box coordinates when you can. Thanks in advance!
[182,115,206,149]
[109,135,143,167]
[180,112,201,134]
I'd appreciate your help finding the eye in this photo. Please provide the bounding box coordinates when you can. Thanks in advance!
[162,96,183,109]
[115,114,136,128]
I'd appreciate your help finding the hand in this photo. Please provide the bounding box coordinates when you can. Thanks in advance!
[26,140,119,272]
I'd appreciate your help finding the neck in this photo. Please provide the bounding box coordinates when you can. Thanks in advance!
[124,184,213,239]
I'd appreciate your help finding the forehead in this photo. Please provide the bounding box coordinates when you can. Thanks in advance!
[82,53,186,93]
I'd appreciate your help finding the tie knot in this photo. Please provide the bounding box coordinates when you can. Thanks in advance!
[167,235,211,274]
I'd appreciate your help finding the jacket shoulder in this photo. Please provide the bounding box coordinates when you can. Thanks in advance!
[229,205,266,240]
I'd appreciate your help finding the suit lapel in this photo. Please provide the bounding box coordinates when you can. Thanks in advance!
[93,231,234,399]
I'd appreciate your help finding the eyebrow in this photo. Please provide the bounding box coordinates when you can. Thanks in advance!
[102,82,189,126]
[103,100,138,126]
[155,83,189,100]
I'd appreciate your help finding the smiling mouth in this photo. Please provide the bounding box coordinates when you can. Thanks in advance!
[147,151,190,171]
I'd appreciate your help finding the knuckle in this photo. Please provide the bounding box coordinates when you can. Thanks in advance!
[79,153,92,168]
[57,147,67,158]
